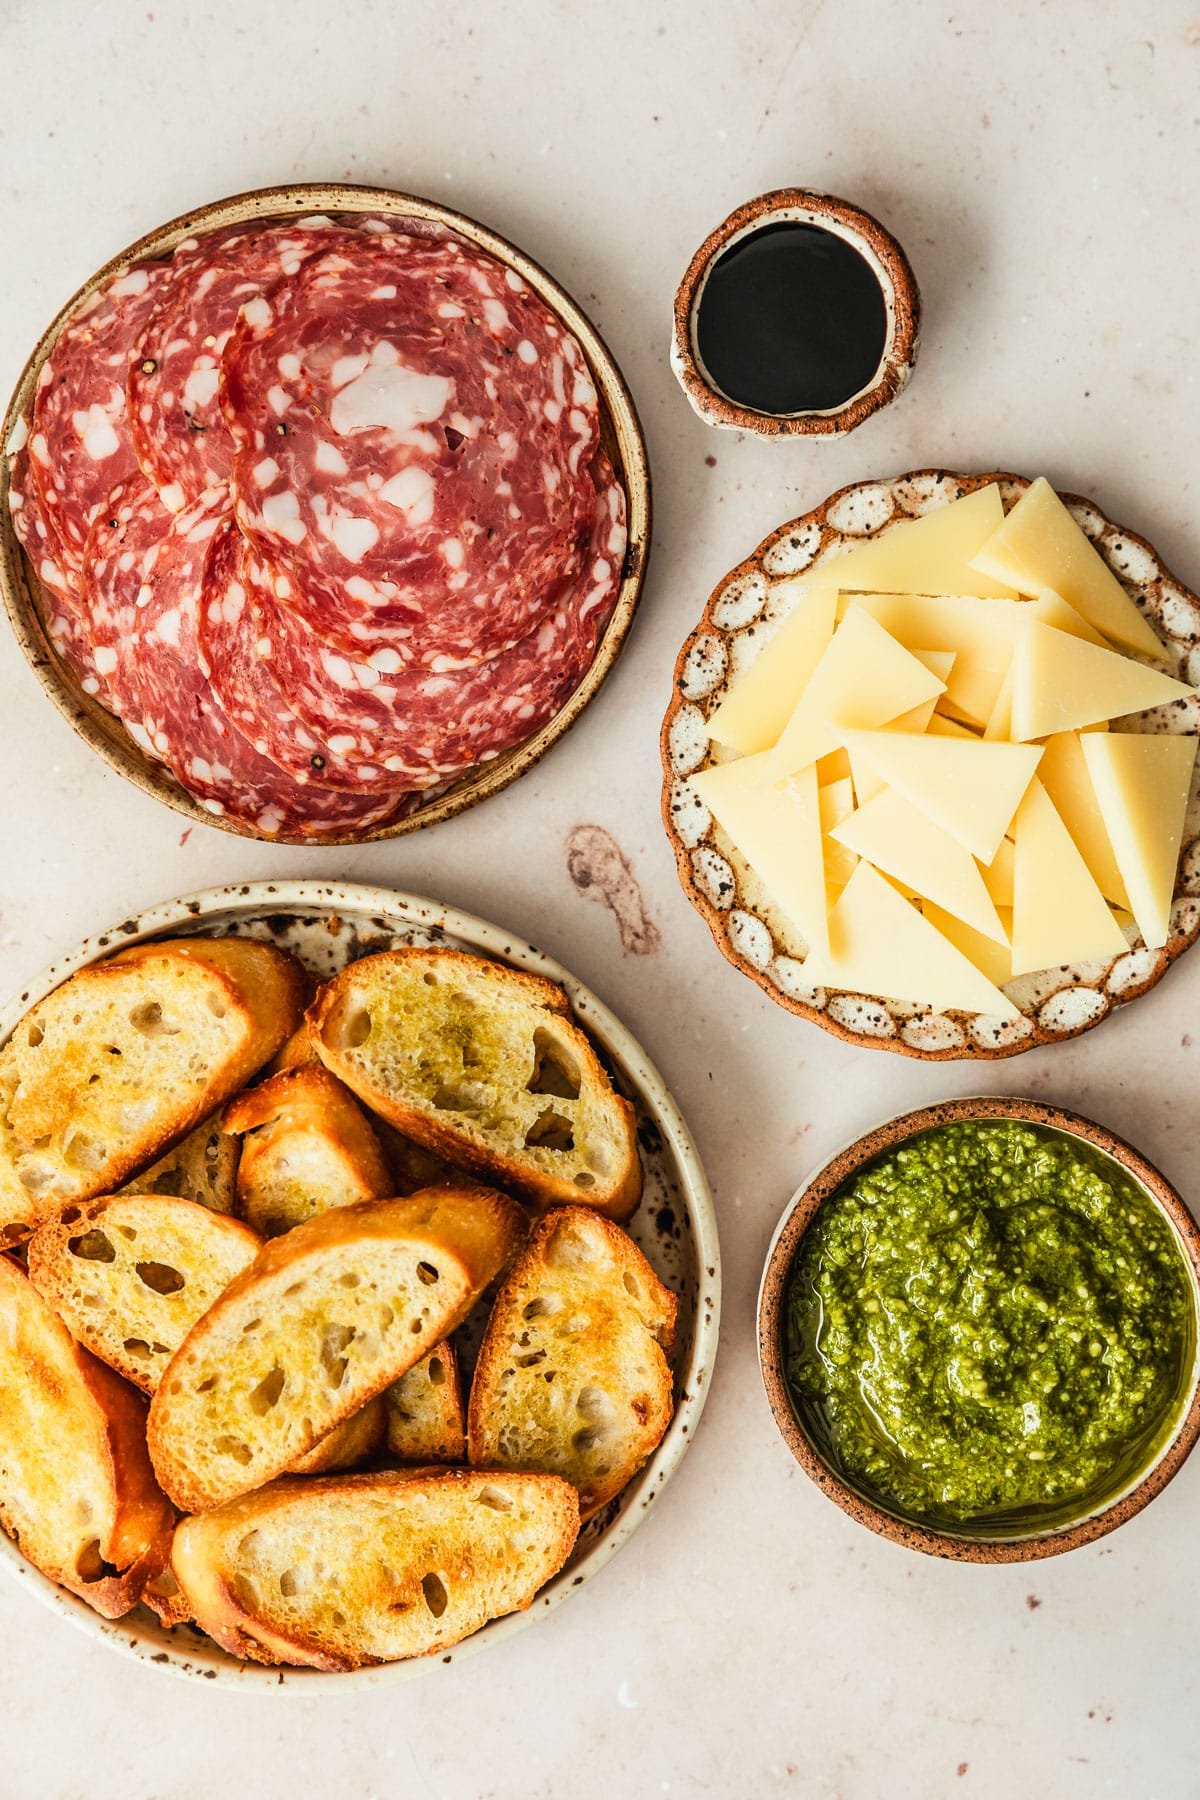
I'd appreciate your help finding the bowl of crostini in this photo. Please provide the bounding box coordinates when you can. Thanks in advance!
[662,470,1200,1059]
[0,881,718,1688]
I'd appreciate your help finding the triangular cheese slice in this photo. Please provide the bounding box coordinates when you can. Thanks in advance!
[981,836,1015,908]
[805,485,1017,599]
[1080,733,1199,949]
[1010,779,1128,976]
[805,864,1019,1017]
[983,666,1013,741]
[831,788,1006,941]
[818,777,858,894]
[1037,732,1130,909]
[888,649,957,733]
[706,586,837,755]
[927,713,979,740]
[770,606,945,776]
[690,755,829,961]
[970,477,1164,658]
[838,729,1042,862]
[1029,587,1108,647]
[840,592,1022,724]
[923,902,1013,988]
[1010,620,1194,742]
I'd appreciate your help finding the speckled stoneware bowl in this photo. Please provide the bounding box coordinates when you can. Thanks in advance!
[758,1096,1200,1563]
[0,880,719,1689]
[671,188,921,437]
[662,468,1200,1060]
[0,183,651,845]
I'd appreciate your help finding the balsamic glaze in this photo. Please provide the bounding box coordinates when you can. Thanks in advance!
[694,222,888,416]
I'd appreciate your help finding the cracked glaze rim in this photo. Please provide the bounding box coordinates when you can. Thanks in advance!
[661,467,1200,1060]
[0,879,719,1690]
[0,182,651,846]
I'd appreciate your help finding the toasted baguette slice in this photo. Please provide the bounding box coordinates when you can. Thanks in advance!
[292,1395,388,1475]
[468,1208,677,1519]
[0,937,305,1243]
[385,1343,466,1462]
[0,1256,174,1617]
[148,1187,526,1512]
[225,1064,391,1237]
[171,1468,579,1668]
[26,1193,261,1393]
[126,1114,239,1213]
[310,949,641,1221]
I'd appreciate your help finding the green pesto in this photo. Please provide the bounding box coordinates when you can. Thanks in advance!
[785,1121,1196,1530]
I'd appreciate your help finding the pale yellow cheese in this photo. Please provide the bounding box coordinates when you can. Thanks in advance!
[1010,779,1128,976]
[970,477,1164,658]
[1080,733,1199,949]
[817,747,852,785]
[770,606,946,776]
[818,777,858,893]
[922,902,1014,988]
[1029,588,1108,648]
[983,667,1013,741]
[706,586,837,754]
[889,649,956,733]
[1037,732,1130,909]
[841,592,1023,724]
[981,836,1015,908]
[831,788,1006,941]
[805,485,1017,599]
[838,729,1042,863]
[1010,620,1194,742]
[805,864,1019,1018]
[927,713,979,740]
[690,755,829,961]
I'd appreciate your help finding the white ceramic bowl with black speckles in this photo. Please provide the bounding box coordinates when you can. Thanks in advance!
[0,881,720,1689]
[661,468,1200,1060]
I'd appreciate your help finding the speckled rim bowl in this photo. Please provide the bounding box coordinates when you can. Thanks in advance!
[758,1096,1200,1563]
[0,880,720,1688]
[662,467,1200,1059]
[0,182,651,846]
[670,187,921,437]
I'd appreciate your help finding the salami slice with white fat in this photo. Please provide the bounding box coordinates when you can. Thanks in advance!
[84,479,403,838]
[29,260,168,571]
[7,436,102,695]
[214,455,625,787]
[222,235,601,666]
[128,221,350,508]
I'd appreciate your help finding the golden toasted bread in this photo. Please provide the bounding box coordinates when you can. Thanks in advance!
[0,1256,173,1617]
[224,1064,391,1237]
[26,1193,261,1393]
[170,1468,580,1668]
[0,937,305,1243]
[468,1208,677,1519]
[385,1342,466,1463]
[309,949,641,1222]
[148,1187,526,1512]
[292,1395,388,1475]
[126,1115,239,1213]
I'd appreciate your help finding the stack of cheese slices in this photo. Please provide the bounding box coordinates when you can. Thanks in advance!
[692,479,1199,1018]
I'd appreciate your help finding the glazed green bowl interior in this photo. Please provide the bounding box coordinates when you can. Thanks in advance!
[758,1098,1200,1563]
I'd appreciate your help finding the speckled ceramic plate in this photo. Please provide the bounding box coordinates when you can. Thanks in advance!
[0,183,651,845]
[661,469,1200,1060]
[0,880,719,1689]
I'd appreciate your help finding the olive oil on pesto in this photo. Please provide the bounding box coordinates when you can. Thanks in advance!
[694,222,888,416]
[785,1121,1196,1530]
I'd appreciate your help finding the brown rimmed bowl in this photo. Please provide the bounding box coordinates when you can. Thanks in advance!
[0,183,651,846]
[757,1095,1200,1563]
[662,467,1200,1059]
[670,188,921,437]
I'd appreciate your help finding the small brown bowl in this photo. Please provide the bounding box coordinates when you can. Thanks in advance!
[757,1096,1200,1562]
[671,188,920,437]
[0,182,651,846]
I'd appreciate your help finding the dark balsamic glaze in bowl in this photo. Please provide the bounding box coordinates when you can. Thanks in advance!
[694,222,888,417]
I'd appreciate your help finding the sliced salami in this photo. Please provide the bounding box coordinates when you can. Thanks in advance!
[224,455,626,785]
[6,436,101,694]
[86,482,402,838]
[222,234,602,666]
[29,260,168,571]
[128,221,349,507]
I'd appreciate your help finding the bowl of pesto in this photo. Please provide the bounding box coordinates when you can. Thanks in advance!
[758,1097,1200,1561]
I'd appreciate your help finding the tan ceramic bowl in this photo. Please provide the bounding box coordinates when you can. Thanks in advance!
[671,188,921,437]
[662,468,1200,1059]
[0,183,651,845]
[0,880,720,1687]
[758,1096,1200,1562]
